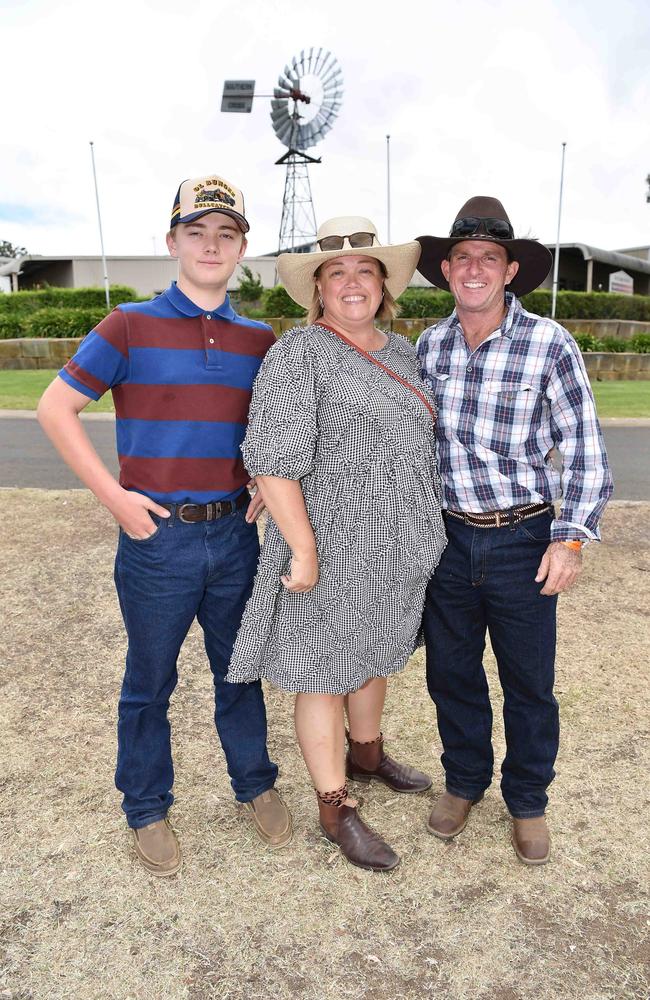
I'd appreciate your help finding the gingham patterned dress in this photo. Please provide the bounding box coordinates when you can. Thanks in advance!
[227,323,446,694]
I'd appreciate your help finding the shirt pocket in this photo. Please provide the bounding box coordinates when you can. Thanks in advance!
[476,380,545,446]
[426,370,450,399]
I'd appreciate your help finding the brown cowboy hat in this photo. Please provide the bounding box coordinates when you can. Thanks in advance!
[416,196,552,297]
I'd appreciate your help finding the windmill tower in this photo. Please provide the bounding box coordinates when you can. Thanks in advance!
[271,49,344,253]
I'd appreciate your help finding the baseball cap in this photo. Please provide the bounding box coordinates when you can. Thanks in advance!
[170,174,249,232]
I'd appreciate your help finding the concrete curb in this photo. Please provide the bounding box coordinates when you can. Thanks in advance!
[0,408,116,421]
[1,409,649,427]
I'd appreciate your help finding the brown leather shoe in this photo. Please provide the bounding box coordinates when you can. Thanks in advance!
[243,788,292,849]
[318,799,400,872]
[426,790,484,840]
[346,733,432,793]
[511,816,550,866]
[132,818,181,877]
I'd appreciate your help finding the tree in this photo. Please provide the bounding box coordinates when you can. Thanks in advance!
[0,240,28,259]
[236,264,264,302]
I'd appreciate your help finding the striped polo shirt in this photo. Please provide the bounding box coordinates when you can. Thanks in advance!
[59,282,276,503]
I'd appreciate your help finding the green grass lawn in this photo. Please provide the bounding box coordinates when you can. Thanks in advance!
[589,380,650,417]
[0,370,115,412]
[0,369,649,418]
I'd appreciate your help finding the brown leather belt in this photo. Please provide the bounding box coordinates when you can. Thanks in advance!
[444,501,552,528]
[160,491,248,523]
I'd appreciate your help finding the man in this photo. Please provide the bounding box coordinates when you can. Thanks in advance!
[38,173,292,876]
[416,196,613,865]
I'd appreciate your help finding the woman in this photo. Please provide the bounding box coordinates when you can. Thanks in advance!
[227,217,446,871]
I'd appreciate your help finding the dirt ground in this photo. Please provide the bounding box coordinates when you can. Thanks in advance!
[1,490,648,1000]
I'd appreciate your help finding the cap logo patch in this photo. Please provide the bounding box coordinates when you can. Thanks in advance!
[193,178,236,208]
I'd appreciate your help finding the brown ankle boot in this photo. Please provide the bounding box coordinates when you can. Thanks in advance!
[346,732,432,793]
[511,816,550,866]
[427,790,484,840]
[317,797,400,872]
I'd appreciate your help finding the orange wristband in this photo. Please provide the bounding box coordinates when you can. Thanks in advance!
[560,540,583,551]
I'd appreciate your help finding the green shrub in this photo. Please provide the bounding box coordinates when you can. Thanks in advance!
[630,333,650,353]
[26,307,109,338]
[572,333,605,352]
[0,285,137,315]
[262,285,306,317]
[598,337,629,353]
[396,288,455,318]
[235,265,264,303]
[0,315,28,339]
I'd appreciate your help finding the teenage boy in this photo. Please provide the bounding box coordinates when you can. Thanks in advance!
[38,173,292,876]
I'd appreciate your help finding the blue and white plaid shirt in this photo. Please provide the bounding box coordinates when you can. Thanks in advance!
[416,293,613,541]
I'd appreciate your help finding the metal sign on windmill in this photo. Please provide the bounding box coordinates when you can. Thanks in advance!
[221,48,344,255]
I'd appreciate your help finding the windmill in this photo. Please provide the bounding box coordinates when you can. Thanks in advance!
[271,49,343,254]
[221,49,344,255]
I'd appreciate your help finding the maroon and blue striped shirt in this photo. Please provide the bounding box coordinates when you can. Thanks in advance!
[60,282,276,503]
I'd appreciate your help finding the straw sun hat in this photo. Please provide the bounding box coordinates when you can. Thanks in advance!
[277,216,421,309]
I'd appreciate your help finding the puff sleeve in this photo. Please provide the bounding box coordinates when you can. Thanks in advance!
[241,329,318,480]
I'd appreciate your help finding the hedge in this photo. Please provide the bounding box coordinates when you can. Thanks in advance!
[394,288,650,321]
[0,285,138,315]
[0,307,110,340]
[395,288,456,318]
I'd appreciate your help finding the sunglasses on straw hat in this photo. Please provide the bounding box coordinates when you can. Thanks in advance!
[317,231,377,251]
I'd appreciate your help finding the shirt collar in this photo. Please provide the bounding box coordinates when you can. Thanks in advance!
[440,291,520,341]
[164,281,236,320]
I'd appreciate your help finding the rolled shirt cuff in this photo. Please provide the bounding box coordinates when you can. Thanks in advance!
[551,518,600,544]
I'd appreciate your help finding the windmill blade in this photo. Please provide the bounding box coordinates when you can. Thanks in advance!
[297,122,319,148]
[271,49,343,150]
[321,64,342,89]
[311,47,326,74]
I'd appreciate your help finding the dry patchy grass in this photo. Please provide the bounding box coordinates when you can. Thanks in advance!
[0,491,648,1000]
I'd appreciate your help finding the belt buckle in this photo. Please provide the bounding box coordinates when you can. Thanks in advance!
[178,504,196,523]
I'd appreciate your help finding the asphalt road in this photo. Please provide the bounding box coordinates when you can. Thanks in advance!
[1,415,648,500]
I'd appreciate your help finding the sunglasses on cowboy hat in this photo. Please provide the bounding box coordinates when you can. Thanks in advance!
[449,217,515,240]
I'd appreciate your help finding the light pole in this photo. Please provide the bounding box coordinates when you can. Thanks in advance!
[551,142,567,320]
[89,142,110,310]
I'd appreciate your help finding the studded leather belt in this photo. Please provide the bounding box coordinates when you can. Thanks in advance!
[159,491,249,523]
[444,501,552,529]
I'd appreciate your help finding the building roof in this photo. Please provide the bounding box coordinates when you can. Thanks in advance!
[545,243,650,276]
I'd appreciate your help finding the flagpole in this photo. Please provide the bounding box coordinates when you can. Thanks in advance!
[551,142,566,320]
[89,141,110,310]
[386,134,391,243]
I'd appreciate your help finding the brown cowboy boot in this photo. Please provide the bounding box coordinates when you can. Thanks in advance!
[346,732,432,793]
[317,787,400,872]
[511,816,551,866]
[426,790,484,840]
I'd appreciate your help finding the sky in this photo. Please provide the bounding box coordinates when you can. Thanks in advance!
[1,0,649,260]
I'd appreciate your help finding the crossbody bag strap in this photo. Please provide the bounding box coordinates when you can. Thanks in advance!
[319,322,436,421]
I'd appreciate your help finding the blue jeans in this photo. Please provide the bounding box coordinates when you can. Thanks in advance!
[113,505,278,829]
[423,510,559,818]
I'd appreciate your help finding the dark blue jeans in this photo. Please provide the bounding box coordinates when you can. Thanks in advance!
[423,510,559,818]
[113,505,278,829]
